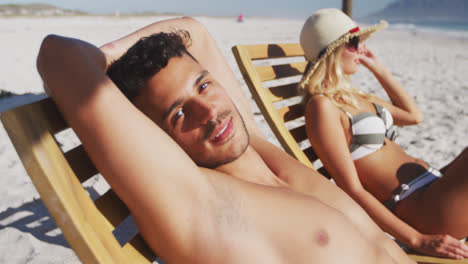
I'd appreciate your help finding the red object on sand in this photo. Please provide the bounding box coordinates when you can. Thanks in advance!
[237,13,244,22]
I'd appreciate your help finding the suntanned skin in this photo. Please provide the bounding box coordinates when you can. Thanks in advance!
[305,42,468,259]
[37,17,414,263]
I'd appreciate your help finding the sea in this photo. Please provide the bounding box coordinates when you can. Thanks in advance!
[389,21,468,39]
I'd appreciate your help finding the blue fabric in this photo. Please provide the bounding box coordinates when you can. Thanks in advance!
[384,167,442,212]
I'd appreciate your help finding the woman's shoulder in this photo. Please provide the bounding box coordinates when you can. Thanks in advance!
[305,94,340,116]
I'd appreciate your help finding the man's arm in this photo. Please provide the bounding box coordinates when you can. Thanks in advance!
[36,34,220,262]
[100,17,263,138]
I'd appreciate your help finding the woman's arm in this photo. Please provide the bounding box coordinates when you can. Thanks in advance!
[358,45,424,126]
[305,95,468,259]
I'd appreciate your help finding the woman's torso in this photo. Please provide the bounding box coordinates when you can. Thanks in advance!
[336,96,428,202]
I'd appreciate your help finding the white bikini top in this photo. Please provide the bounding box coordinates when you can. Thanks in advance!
[340,103,397,160]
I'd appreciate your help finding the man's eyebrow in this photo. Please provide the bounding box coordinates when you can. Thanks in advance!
[162,70,209,124]
[195,70,209,88]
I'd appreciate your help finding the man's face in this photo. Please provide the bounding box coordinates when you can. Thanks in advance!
[133,54,249,168]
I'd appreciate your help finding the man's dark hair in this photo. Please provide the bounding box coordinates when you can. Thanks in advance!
[107,30,193,100]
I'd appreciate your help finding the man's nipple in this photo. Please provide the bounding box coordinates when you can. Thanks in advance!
[315,229,330,247]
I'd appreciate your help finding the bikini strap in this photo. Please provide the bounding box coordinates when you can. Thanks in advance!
[373,103,398,140]
[373,103,386,123]
[338,107,353,120]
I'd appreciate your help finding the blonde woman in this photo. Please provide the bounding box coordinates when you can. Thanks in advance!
[299,8,468,259]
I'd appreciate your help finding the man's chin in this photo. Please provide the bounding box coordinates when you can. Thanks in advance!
[197,153,244,169]
[197,140,249,169]
[195,112,250,169]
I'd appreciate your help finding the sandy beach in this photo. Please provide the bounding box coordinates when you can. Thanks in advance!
[0,15,467,263]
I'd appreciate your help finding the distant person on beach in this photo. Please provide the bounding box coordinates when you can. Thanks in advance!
[37,16,415,263]
[299,8,468,259]
[237,13,244,22]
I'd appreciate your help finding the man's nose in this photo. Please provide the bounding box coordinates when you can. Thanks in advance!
[185,97,217,125]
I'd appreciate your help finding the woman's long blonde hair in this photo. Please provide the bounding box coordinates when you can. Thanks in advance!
[299,45,369,109]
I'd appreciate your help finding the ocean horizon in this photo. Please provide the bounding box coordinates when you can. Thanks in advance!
[392,21,468,39]
[359,19,468,39]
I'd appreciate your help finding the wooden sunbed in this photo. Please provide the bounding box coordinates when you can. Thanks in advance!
[232,42,468,264]
[1,98,158,263]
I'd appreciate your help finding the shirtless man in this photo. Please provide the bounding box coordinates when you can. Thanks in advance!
[37,17,414,263]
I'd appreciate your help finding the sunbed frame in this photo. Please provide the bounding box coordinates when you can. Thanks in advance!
[1,98,158,263]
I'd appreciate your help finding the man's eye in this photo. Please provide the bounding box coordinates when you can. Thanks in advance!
[199,82,209,92]
[172,109,183,124]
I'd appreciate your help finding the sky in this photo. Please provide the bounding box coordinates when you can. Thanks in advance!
[0,0,397,19]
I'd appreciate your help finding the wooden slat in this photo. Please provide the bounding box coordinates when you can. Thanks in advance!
[276,103,304,122]
[64,145,98,183]
[244,43,304,60]
[256,61,307,82]
[94,190,130,228]
[289,125,307,143]
[268,83,300,103]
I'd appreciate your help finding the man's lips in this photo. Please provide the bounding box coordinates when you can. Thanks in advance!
[209,117,233,144]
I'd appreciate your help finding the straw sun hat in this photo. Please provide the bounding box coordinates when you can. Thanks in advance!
[299,8,388,88]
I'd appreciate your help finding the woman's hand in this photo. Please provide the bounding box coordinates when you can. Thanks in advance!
[355,44,424,125]
[412,233,468,259]
[357,45,384,74]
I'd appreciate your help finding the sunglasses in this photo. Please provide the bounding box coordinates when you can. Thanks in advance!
[346,36,360,52]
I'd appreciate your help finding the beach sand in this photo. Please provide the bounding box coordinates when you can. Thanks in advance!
[0,15,467,263]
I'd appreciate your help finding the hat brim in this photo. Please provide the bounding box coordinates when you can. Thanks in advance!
[299,20,388,89]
